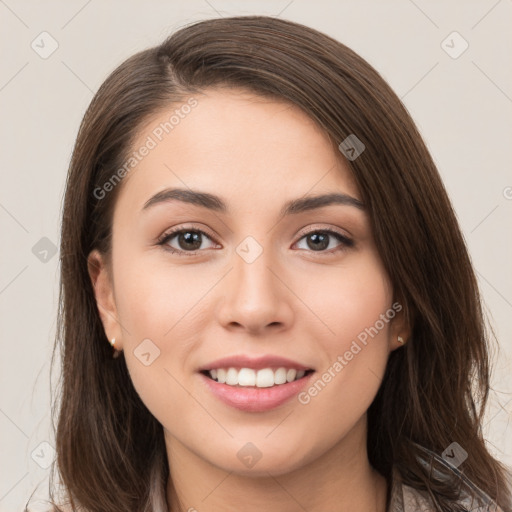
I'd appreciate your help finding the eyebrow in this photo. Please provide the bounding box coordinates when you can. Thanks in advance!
[141,187,365,216]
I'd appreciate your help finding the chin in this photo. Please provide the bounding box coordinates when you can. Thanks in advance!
[208,445,310,477]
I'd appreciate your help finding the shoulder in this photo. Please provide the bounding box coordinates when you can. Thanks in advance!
[388,446,509,512]
[392,479,505,512]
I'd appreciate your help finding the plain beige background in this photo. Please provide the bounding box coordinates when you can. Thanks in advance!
[1,0,511,509]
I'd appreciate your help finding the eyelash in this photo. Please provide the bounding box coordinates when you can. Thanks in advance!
[157,225,354,257]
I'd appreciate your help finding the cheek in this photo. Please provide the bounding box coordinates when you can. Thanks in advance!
[113,253,214,341]
[303,251,392,350]
[111,255,215,410]
[112,259,201,428]
[335,270,391,346]
[297,252,392,413]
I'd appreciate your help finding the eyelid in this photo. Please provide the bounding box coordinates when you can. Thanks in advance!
[296,224,352,241]
[158,222,216,240]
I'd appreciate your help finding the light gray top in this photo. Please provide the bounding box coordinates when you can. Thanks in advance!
[388,445,509,511]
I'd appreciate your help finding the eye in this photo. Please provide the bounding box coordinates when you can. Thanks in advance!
[157,225,354,257]
[157,227,218,255]
[294,228,354,253]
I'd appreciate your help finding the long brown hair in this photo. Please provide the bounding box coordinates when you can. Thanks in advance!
[38,15,511,512]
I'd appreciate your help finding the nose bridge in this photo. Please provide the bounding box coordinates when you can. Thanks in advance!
[215,234,293,332]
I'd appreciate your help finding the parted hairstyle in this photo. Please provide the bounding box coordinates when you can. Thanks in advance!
[32,14,511,512]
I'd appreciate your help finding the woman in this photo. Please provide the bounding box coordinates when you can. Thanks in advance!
[39,15,511,512]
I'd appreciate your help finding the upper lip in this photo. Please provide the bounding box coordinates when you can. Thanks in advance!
[199,355,314,372]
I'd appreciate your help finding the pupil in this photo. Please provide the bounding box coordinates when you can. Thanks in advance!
[179,231,201,250]
[308,232,328,251]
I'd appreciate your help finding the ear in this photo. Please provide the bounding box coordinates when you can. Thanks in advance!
[87,249,123,350]
[388,298,412,351]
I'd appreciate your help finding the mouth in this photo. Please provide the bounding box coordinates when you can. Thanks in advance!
[198,367,316,413]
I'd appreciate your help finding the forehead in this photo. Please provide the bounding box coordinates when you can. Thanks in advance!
[116,87,360,212]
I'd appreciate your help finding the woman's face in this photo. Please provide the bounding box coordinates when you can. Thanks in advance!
[89,87,406,476]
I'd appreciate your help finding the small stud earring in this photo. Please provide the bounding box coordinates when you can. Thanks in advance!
[109,338,121,358]
[397,335,404,344]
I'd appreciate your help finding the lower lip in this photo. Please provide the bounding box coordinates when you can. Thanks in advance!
[199,372,314,412]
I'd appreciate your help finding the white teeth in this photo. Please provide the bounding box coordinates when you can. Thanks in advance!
[274,367,287,385]
[256,368,274,388]
[217,368,226,384]
[238,368,256,386]
[225,368,239,385]
[286,369,297,382]
[207,367,310,387]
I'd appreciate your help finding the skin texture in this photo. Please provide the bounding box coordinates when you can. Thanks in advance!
[88,88,410,512]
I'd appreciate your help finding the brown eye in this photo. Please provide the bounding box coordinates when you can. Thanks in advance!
[305,232,330,251]
[158,228,217,255]
[174,231,203,251]
[294,229,354,253]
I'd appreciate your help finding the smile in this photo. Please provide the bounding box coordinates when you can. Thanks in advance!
[199,369,315,412]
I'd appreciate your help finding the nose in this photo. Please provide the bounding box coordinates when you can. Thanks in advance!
[215,246,294,335]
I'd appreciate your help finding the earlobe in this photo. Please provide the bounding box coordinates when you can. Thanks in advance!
[87,249,122,350]
[389,299,412,351]
[391,331,409,351]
